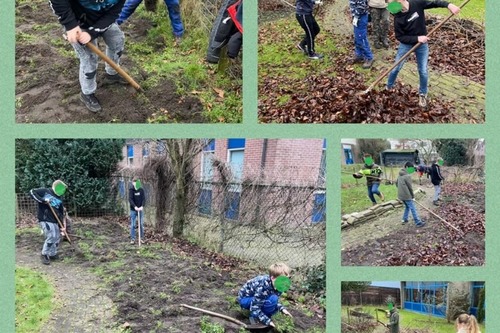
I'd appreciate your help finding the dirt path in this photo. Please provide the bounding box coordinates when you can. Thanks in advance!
[16,245,115,332]
[16,217,326,332]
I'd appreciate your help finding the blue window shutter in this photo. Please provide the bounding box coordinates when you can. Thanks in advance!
[228,138,246,149]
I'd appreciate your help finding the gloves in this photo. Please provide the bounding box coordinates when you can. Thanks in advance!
[353,173,363,179]
[353,16,359,27]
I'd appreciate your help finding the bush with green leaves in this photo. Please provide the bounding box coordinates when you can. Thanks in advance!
[16,139,124,215]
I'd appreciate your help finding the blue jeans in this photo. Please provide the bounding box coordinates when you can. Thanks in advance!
[117,0,184,37]
[239,294,279,318]
[353,14,373,61]
[402,200,422,224]
[130,210,145,240]
[367,183,381,204]
[387,42,429,95]
[433,184,441,201]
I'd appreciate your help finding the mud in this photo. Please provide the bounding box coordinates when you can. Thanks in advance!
[15,2,205,123]
[16,217,326,332]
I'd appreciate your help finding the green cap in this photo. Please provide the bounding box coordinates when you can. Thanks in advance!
[388,1,403,14]
[52,180,67,196]
[364,157,374,166]
[274,275,291,293]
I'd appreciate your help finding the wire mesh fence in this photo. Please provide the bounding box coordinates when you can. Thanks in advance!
[17,171,326,269]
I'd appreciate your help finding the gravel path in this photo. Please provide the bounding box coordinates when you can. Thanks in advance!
[16,245,116,333]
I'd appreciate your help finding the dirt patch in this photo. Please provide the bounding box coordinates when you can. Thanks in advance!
[341,183,485,266]
[15,1,205,123]
[16,217,325,332]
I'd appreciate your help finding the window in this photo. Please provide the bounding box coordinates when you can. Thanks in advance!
[198,139,215,215]
[226,139,245,219]
[403,282,447,318]
[127,145,134,166]
[142,143,149,160]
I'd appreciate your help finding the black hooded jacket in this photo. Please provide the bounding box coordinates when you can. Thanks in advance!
[30,188,64,224]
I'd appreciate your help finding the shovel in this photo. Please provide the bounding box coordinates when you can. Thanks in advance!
[63,33,143,92]
[359,0,471,95]
[180,304,270,330]
[48,204,72,244]
[138,210,142,247]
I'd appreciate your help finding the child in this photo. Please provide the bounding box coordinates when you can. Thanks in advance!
[49,0,128,112]
[349,0,374,69]
[117,0,184,44]
[353,153,384,205]
[237,263,293,327]
[455,313,481,333]
[368,0,390,49]
[396,162,425,227]
[429,157,444,205]
[295,0,323,60]
[386,0,461,107]
[387,307,399,333]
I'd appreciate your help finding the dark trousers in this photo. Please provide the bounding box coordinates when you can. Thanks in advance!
[296,13,320,55]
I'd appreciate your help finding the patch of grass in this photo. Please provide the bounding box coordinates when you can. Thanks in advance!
[429,0,484,24]
[170,280,185,294]
[341,164,400,215]
[15,267,54,333]
[273,313,295,332]
[200,316,225,333]
[16,32,37,43]
[15,227,41,236]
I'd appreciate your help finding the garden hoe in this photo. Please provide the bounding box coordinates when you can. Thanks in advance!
[413,199,464,236]
[359,0,471,96]
[138,211,142,247]
[48,204,85,254]
[62,33,143,92]
[180,304,269,331]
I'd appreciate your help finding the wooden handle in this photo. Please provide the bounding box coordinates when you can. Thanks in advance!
[413,199,463,234]
[363,0,471,94]
[48,204,72,244]
[180,304,248,328]
[85,42,143,92]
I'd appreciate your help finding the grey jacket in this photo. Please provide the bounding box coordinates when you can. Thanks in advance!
[396,169,414,201]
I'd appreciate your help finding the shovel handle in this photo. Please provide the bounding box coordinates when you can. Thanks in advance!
[85,42,143,92]
[363,0,471,94]
[48,204,72,244]
[180,304,248,328]
[413,199,463,234]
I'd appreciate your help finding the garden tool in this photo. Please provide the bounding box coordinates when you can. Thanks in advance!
[62,33,143,92]
[48,204,72,245]
[359,0,471,95]
[413,199,463,235]
[138,210,142,247]
[180,304,269,330]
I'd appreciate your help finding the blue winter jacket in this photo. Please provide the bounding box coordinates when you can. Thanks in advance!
[349,0,370,16]
[296,0,315,15]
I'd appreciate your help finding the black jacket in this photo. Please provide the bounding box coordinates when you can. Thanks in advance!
[129,186,145,210]
[49,0,126,39]
[30,188,64,224]
[393,0,449,45]
[429,162,444,185]
[296,0,315,15]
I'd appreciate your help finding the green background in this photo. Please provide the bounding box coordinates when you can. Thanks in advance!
[1,0,498,332]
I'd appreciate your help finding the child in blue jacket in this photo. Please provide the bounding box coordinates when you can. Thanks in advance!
[237,263,293,327]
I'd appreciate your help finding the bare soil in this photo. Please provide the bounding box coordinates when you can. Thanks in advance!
[341,182,485,266]
[16,216,326,332]
[15,2,205,123]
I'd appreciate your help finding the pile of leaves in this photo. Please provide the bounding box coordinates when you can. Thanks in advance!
[259,61,459,123]
[428,19,485,84]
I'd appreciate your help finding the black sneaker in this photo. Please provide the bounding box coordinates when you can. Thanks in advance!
[362,59,374,69]
[308,53,324,60]
[401,219,408,225]
[41,254,50,265]
[49,254,60,260]
[415,221,426,228]
[105,73,128,85]
[80,93,102,112]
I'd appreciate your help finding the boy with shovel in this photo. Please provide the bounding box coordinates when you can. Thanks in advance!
[49,0,128,112]
[385,0,461,107]
[353,153,385,205]
[237,263,293,328]
[30,180,68,265]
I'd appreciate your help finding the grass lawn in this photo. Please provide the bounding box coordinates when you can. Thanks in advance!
[428,0,485,24]
[342,306,486,333]
[341,165,401,215]
[15,267,54,333]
